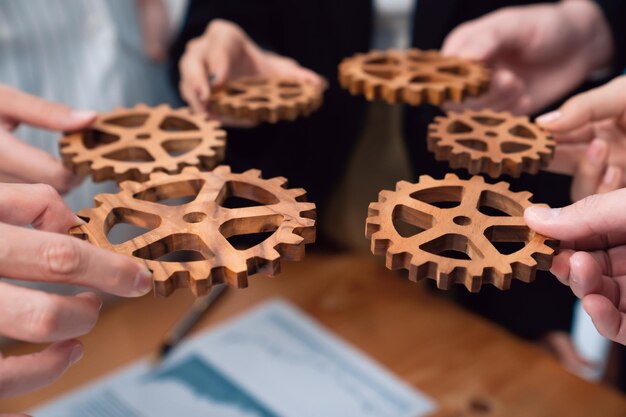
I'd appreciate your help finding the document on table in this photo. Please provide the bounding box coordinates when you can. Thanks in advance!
[34,299,436,417]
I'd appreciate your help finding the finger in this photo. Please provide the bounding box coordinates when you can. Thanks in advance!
[443,69,523,112]
[568,251,620,304]
[596,166,623,195]
[0,183,81,232]
[552,124,595,144]
[547,142,586,175]
[0,223,153,297]
[178,39,211,112]
[0,85,96,131]
[570,139,609,202]
[0,131,78,194]
[536,76,626,133]
[582,294,626,345]
[550,250,575,286]
[0,340,83,399]
[524,188,626,243]
[0,283,100,343]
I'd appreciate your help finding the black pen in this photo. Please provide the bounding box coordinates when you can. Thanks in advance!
[153,284,227,365]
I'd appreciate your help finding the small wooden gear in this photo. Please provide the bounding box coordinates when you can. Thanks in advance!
[70,166,316,297]
[210,77,324,123]
[428,110,555,178]
[338,49,489,105]
[60,104,226,183]
[366,174,557,292]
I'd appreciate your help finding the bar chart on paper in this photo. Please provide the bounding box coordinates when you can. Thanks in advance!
[35,300,436,417]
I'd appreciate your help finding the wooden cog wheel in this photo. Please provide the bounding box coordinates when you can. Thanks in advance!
[428,110,555,178]
[339,49,489,105]
[70,166,316,297]
[210,76,324,123]
[366,174,557,292]
[60,104,226,183]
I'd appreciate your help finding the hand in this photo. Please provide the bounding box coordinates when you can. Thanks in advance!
[0,183,153,401]
[442,0,613,115]
[0,85,97,194]
[136,0,171,61]
[525,190,626,346]
[178,19,324,116]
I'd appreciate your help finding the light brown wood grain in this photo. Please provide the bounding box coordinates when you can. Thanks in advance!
[428,110,555,178]
[338,49,489,105]
[1,255,624,416]
[210,77,324,124]
[60,104,226,183]
[367,174,557,291]
[71,166,316,297]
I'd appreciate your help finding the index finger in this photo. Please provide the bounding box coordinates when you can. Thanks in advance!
[0,223,152,297]
[0,84,96,131]
[537,77,626,134]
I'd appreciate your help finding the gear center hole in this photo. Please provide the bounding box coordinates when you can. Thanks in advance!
[183,212,207,223]
[453,215,472,226]
[136,133,151,140]
[485,131,497,138]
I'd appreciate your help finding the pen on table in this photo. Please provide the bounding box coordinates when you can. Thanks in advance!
[152,284,227,365]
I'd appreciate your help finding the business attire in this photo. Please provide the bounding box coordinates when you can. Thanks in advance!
[170,0,626,340]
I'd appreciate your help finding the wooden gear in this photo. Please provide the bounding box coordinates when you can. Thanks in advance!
[60,104,226,183]
[338,49,489,105]
[210,77,324,123]
[428,110,555,178]
[70,166,316,297]
[366,174,557,292]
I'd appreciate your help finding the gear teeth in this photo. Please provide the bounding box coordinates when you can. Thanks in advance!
[270,176,289,187]
[365,175,558,292]
[243,168,262,178]
[396,181,413,191]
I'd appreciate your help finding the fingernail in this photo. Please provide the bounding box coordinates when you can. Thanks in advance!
[133,267,153,295]
[208,74,217,85]
[70,110,97,122]
[527,206,560,221]
[74,215,87,226]
[586,140,606,164]
[69,344,84,365]
[603,166,618,185]
[537,111,561,125]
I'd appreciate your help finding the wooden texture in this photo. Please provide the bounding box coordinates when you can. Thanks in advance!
[70,166,316,297]
[60,104,226,183]
[338,49,489,105]
[2,255,625,416]
[428,110,555,178]
[210,77,324,124]
[366,174,557,292]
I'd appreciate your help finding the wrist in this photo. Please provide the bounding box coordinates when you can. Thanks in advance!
[559,0,614,72]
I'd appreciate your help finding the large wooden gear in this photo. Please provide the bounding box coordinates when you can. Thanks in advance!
[60,104,226,183]
[338,49,489,105]
[428,110,555,178]
[366,174,557,292]
[210,76,324,123]
[70,166,316,297]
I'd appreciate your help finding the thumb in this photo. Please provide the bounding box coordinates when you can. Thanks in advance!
[0,85,96,131]
[524,188,626,242]
[536,77,626,134]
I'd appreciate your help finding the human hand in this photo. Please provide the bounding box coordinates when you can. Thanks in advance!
[178,19,324,117]
[0,85,97,194]
[442,0,613,115]
[0,183,152,401]
[136,0,171,61]
[525,189,626,346]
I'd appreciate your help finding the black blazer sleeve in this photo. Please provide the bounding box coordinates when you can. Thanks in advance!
[595,0,626,74]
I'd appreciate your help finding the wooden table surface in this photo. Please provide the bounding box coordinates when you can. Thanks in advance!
[2,254,626,416]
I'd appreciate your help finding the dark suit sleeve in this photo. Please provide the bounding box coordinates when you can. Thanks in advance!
[595,0,626,73]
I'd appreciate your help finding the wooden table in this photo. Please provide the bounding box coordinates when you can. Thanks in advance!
[2,254,625,416]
